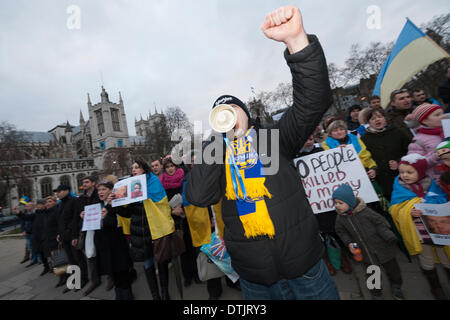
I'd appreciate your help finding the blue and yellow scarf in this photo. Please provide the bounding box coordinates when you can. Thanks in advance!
[224,127,275,239]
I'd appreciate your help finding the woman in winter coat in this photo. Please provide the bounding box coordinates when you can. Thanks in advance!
[82,180,134,300]
[359,107,412,201]
[115,158,175,300]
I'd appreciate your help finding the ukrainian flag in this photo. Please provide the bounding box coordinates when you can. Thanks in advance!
[182,181,211,248]
[19,196,30,205]
[142,172,175,240]
[373,18,449,108]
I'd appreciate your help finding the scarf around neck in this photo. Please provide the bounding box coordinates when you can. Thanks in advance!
[224,127,275,239]
[160,168,184,190]
[417,126,444,138]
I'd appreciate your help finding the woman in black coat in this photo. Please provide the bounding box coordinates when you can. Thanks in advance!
[359,108,412,201]
[114,158,170,300]
[85,180,134,300]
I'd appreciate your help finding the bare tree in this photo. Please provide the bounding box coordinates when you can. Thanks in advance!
[0,122,31,209]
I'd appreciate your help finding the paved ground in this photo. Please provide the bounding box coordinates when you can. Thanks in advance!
[0,236,449,300]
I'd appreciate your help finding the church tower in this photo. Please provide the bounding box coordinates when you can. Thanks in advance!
[87,86,131,170]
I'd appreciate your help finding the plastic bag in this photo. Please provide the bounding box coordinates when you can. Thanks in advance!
[85,230,96,258]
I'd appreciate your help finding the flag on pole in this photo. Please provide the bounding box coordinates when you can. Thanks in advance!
[373,18,449,108]
[19,195,30,205]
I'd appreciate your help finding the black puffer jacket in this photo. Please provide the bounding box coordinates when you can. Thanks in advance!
[116,202,153,262]
[56,195,78,242]
[185,35,332,285]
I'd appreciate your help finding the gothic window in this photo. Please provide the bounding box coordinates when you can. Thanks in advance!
[51,164,57,172]
[95,109,105,135]
[18,179,33,200]
[24,166,31,174]
[61,163,66,170]
[76,173,86,190]
[111,108,121,132]
[81,162,86,168]
[40,177,53,198]
[60,175,71,190]
[32,165,40,173]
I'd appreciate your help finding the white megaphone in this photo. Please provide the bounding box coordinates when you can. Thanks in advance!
[209,104,237,133]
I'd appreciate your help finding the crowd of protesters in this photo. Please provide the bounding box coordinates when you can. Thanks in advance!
[10,6,450,301]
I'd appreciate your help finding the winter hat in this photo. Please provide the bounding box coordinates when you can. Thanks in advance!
[436,138,450,157]
[326,120,347,135]
[332,184,357,210]
[411,103,441,124]
[212,95,251,120]
[399,153,428,180]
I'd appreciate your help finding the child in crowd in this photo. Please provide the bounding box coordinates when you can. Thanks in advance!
[435,138,450,198]
[295,134,324,158]
[322,120,377,179]
[389,153,450,300]
[408,104,447,181]
[332,184,404,300]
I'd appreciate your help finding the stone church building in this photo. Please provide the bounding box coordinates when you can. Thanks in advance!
[1,87,156,210]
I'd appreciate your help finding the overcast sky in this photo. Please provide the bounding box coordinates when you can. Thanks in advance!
[1,0,448,136]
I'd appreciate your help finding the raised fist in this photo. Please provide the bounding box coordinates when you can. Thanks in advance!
[261,6,308,54]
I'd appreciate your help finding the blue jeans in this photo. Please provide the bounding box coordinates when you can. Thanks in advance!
[240,259,340,300]
[25,235,39,263]
[144,257,154,270]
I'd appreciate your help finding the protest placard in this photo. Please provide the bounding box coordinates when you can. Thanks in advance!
[443,118,450,138]
[415,202,450,246]
[112,174,148,207]
[81,203,102,231]
[293,144,379,214]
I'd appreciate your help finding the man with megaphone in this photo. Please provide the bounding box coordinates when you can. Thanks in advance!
[185,6,339,300]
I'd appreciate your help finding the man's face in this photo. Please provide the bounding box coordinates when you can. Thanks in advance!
[45,199,57,209]
[413,90,426,103]
[369,98,381,109]
[56,189,69,200]
[392,92,412,110]
[25,203,34,212]
[151,161,162,175]
[82,179,96,192]
[350,109,360,122]
[36,203,45,210]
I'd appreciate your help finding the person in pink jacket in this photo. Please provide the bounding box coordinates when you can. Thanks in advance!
[407,103,447,181]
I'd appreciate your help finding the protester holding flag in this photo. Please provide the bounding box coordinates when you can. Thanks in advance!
[114,158,175,300]
[389,153,450,300]
[186,6,339,300]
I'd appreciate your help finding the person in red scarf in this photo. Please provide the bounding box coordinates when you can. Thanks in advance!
[408,104,447,181]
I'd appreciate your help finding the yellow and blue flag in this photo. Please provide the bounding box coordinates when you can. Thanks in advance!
[373,18,449,108]
[19,196,30,205]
